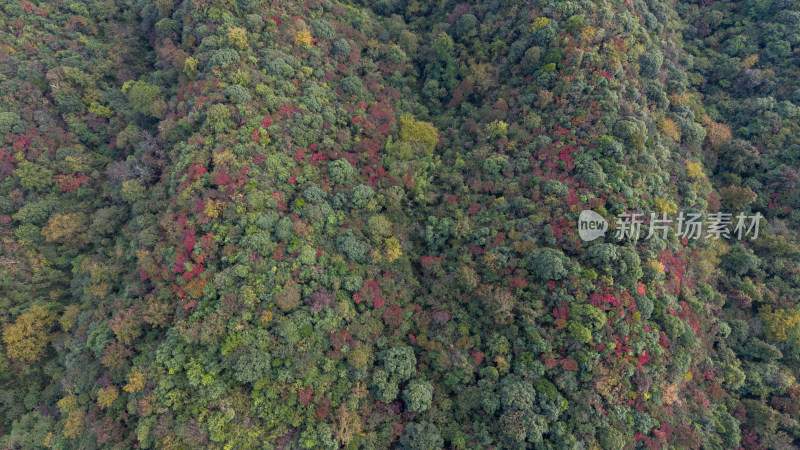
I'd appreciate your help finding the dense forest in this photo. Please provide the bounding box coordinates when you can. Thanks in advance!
[1,0,799,448]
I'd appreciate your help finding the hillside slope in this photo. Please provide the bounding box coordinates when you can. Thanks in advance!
[1,0,799,448]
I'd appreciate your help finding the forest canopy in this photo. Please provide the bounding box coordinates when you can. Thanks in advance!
[1,0,799,448]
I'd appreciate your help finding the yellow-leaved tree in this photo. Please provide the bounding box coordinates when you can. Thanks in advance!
[387,114,439,158]
[2,305,56,362]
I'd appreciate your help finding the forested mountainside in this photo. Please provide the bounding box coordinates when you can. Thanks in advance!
[1,0,799,448]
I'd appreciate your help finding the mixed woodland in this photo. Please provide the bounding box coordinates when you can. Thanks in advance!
[1,0,800,448]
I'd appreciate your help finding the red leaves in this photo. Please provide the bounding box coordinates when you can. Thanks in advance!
[329,328,354,351]
[298,386,314,405]
[181,263,204,280]
[56,173,90,192]
[471,350,484,366]
[431,310,451,324]
[183,230,196,252]
[391,423,404,439]
[553,301,568,329]
[659,332,670,349]
[187,163,206,179]
[590,292,621,309]
[383,306,403,328]
[418,256,442,276]
[637,282,647,295]
[553,125,571,138]
[509,277,528,289]
[637,350,650,370]
[12,135,31,153]
[211,169,233,186]
[562,358,579,371]
[467,202,482,215]
[353,280,385,308]
[543,357,559,369]
[316,398,330,420]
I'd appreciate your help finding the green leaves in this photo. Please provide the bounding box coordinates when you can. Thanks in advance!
[123,80,166,118]
[403,379,433,412]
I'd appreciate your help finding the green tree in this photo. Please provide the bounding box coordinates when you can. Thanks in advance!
[329,159,355,185]
[403,379,433,413]
[123,80,165,118]
[382,346,416,381]
[528,248,570,281]
[399,422,443,450]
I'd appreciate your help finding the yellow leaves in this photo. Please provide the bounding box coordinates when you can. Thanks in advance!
[227,27,248,50]
[185,277,207,298]
[212,149,236,167]
[59,305,81,332]
[486,120,508,140]
[87,280,109,298]
[719,185,757,210]
[275,281,301,311]
[759,305,800,342]
[596,375,623,403]
[654,197,677,215]
[668,92,691,107]
[57,395,79,414]
[707,121,732,150]
[581,26,596,43]
[648,259,665,275]
[121,179,146,203]
[204,199,224,219]
[494,354,510,375]
[239,285,258,307]
[740,54,759,69]
[97,386,119,409]
[57,395,85,439]
[295,30,313,46]
[183,56,198,76]
[398,114,439,155]
[662,382,679,405]
[684,371,694,382]
[42,212,85,243]
[659,117,681,142]
[530,17,551,31]
[352,381,369,399]
[332,405,363,446]
[124,369,146,393]
[384,237,402,263]
[88,101,113,118]
[2,305,55,362]
[259,310,273,323]
[686,160,705,178]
